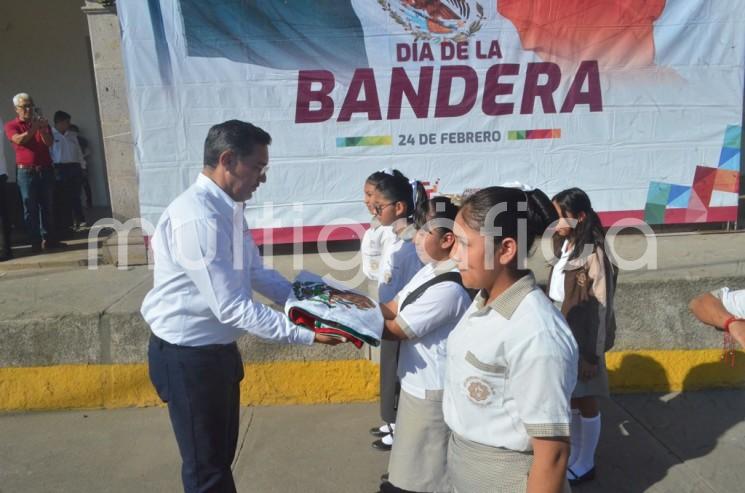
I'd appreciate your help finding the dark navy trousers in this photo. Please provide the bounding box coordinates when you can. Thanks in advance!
[148,334,244,493]
[379,339,401,424]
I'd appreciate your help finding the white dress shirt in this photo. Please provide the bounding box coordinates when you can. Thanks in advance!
[443,273,578,452]
[141,173,315,347]
[51,128,85,164]
[394,261,471,399]
[714,287,745,318]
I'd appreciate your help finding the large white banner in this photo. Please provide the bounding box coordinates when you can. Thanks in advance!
[119,0,745,243]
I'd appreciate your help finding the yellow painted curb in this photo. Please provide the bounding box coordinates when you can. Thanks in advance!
[0,350,743,411]
[607,349,745,392]
[0,360,380,412]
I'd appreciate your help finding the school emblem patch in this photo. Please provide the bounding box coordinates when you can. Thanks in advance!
[577,271,588,287]
[379,0,485,42]
[464,376,493,405]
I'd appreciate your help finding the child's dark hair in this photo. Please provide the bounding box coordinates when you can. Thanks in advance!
[366,171,389,188]
[54,110,71,124]
[552,187,605,261]
[414,196,459,234]
[460,186,557,254]
[374,169,427,219]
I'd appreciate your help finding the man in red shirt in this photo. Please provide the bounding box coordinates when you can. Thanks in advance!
[4,93,63,252]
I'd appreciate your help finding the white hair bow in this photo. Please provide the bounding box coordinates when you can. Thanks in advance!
[409,179,419,204]
[500,181,535,192]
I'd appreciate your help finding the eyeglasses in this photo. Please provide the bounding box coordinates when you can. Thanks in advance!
[373,202,395,216]
[252,164,269,177]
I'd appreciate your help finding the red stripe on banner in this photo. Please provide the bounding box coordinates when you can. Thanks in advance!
[251,223,369,246]
[596,210,646,226]
[664,206,738,224]
[242,207,739,246]
[597,207,737,228]
[527,129,554,139]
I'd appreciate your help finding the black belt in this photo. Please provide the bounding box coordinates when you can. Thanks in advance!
[151,333,237,352]
[16,164,51,170]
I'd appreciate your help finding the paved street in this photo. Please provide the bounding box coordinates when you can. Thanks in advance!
[2,390,744,492]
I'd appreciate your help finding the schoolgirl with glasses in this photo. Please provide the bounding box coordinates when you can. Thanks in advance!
[367,169,426,451]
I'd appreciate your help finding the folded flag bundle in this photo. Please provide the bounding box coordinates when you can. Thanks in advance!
[285,272,383,347]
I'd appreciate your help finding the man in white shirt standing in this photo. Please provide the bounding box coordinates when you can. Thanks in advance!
[690,288,745,348]
[51,111,87,231]
[0,116,11,261]
[141,120,339,493]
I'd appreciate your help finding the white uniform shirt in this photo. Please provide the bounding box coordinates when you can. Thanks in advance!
[51,128,85,164]
[377,224,422,303]
[0,117,7,176]
[141,173,314,347]
[714,287,745,318]
[361,220,389,282]
[548,240,571,302]
[394,260,471,399]
[443,273,578,452]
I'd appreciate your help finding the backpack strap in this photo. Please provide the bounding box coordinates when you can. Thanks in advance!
[399,271,464,312]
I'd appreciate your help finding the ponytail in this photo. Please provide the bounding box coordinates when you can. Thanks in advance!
[414,195,459,233]
[552,187,605,261]
[374,169,422,219]
[461,186,557,253]
[525,188,557,243]
[411,180,428,220]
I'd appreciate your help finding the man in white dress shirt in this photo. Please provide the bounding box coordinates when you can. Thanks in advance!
[51,110,87,231]
[141,120,338,493]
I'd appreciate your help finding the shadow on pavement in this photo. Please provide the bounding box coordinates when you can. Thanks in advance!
[575,355,745,492]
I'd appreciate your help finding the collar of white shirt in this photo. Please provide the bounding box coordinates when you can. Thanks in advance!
[433,258,458,276]
[397,222,417,241]
[474,273,537,319]
[195,172,244,215]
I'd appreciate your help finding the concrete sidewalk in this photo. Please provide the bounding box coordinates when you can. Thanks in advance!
[1,390,744,492]
[3,230,745,412]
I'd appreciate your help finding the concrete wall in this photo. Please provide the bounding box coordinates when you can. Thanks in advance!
[4,232,745,411]
[0,0,110,208]
[82,1,140,221]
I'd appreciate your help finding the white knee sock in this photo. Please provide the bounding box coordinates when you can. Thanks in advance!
[572,414,601,476]
[382,432,394,446]
[568,409,582,468]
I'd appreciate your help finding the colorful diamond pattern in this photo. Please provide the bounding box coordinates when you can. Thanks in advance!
[643,125,741,224]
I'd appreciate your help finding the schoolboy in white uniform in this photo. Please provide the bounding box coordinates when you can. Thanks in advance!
[380,197,471,493]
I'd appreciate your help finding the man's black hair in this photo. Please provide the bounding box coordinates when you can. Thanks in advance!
[54,110,71,124]
[203,120,272,167]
